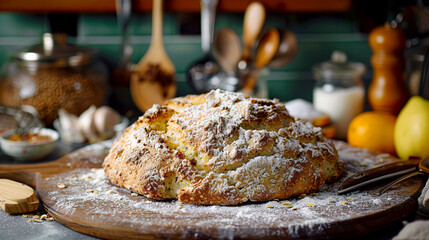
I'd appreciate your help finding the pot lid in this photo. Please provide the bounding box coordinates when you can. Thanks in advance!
[14,33,93,66]
[313,51,366,80]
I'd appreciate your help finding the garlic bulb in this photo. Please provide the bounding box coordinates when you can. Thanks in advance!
[58,108,85,143]
[93,106,121,139]
[57,105,123,143]
[78,105,98,143]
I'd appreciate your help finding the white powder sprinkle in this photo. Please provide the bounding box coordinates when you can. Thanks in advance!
[41,110,422,239]
[104,90,342,205]
[41,139,420,239]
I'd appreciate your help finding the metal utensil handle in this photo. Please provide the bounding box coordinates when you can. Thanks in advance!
[419,47,429,99]
[116,0,133,66]
[337,161,417,194]
[201,0,218,53]
[378,171,424,196]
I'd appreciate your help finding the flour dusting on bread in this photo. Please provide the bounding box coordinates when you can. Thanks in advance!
[103,90,343,205]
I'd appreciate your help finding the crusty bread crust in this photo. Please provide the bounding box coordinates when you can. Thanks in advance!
[103,90,343,205]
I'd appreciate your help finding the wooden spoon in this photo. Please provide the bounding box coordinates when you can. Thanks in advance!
[130,0,176,112]
[242,2,266,60]
[213,28,242,75]
[0,179,39,214]
[242,28,279,95]
[267,30,298,69]
[254,29,280,68]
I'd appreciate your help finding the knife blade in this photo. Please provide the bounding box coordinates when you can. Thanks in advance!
[337,161,418,194]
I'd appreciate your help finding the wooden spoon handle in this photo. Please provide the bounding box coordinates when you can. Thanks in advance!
[242,68,263,96]
[151,0,164,47]
[0,162,58,187]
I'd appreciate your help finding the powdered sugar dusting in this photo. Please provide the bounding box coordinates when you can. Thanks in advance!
[104,90,342,205]
[40,141,422,239]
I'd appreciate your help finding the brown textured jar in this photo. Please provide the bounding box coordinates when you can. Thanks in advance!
[0,33,108,126]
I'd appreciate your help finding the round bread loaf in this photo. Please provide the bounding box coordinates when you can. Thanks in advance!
[103,90,343,205]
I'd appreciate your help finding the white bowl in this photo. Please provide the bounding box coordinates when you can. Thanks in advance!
[0,128,59,162]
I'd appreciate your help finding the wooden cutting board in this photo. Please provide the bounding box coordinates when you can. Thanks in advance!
[0,140,424,239]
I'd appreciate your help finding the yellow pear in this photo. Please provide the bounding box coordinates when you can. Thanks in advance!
[394,96,429,160]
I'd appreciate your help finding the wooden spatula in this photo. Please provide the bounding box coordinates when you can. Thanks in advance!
[0,179,39,214]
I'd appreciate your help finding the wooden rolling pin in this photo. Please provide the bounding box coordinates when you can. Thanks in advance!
[0,179,39,214]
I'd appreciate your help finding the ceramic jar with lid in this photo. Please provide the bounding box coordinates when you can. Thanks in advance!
[313,51,366,140]
[0,33,108,126]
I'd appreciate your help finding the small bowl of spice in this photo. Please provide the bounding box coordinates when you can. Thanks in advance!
[0,128,59,161]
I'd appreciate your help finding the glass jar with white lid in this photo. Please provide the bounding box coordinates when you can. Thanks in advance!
[313,51,366,140]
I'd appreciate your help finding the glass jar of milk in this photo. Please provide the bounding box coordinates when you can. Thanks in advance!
[313,51,366,140]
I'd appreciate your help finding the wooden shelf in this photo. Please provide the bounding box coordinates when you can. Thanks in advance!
[0,0,351,13]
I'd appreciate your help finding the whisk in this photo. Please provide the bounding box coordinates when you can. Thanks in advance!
[0,105,43,136]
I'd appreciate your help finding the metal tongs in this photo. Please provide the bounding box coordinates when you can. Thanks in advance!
[0,105,43,136]
[338,46,429,195]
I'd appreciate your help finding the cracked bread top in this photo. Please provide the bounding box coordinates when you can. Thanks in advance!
[103,90,343,205]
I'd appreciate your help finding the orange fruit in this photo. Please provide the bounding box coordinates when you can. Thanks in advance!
[347,111,397,155]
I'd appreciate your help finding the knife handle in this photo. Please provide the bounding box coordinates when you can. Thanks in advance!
[337,161,417,194]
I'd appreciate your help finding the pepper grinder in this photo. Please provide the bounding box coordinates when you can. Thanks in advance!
[368,23,409,114]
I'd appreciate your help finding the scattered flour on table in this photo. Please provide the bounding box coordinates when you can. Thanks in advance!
[44,167,410,239]
[39,140,416,239]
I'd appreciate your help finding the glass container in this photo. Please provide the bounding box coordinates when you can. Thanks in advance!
[313,51,366,140]
[0,33,108,126]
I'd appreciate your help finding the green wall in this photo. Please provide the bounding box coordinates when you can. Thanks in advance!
[0,11,373,115]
